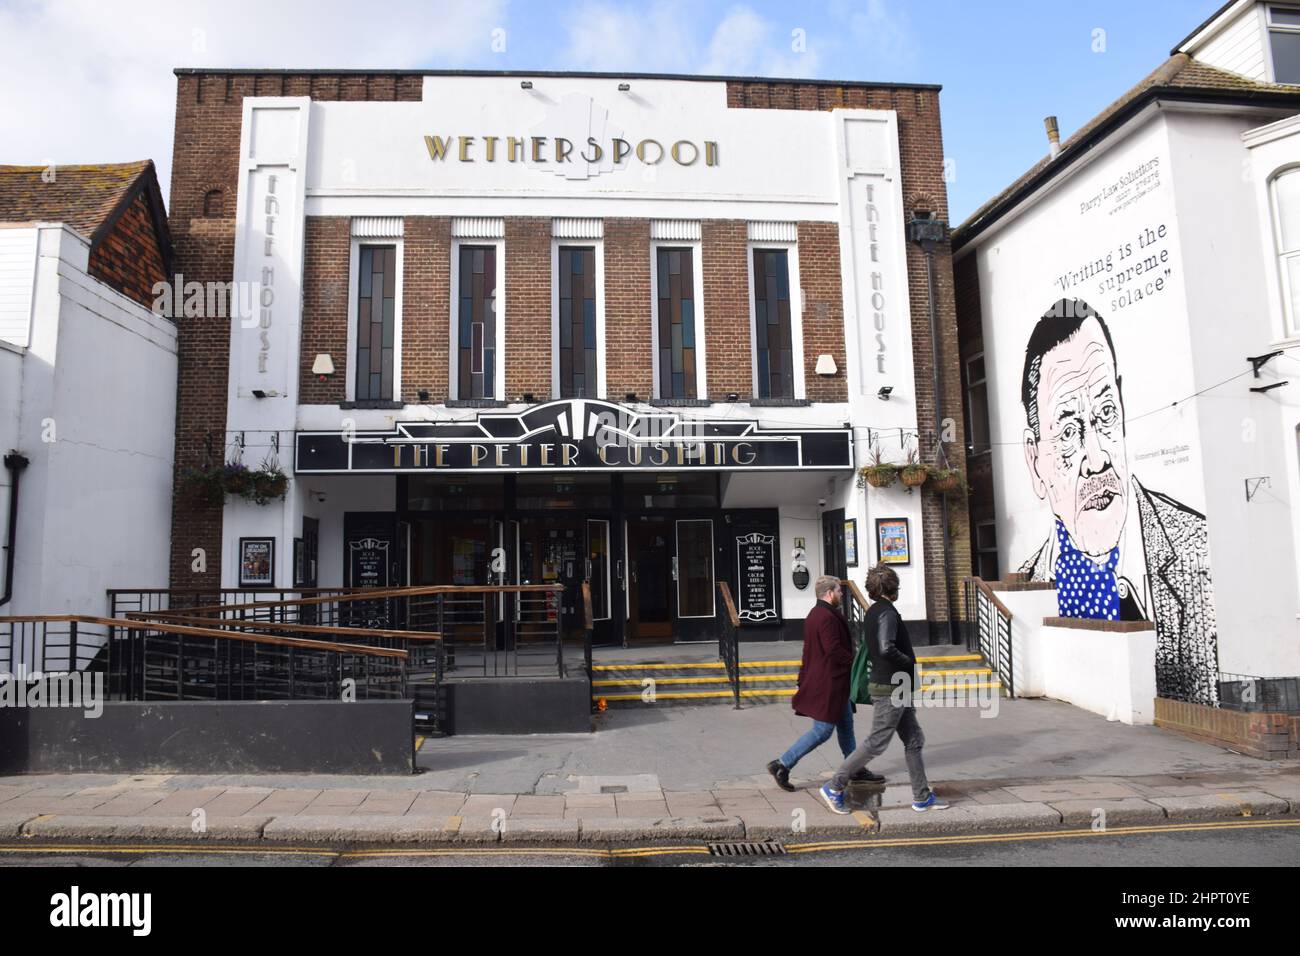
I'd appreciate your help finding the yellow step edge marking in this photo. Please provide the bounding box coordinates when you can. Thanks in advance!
[592,674,797,688]
[917,654,982,662]
[595,689,799,701]
[591,660,803,672]
[923,668,993,676]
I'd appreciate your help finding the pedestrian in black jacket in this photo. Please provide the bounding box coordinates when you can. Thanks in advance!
[819,563,949,814]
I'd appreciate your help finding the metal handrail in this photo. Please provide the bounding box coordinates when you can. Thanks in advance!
[716,582,742,709]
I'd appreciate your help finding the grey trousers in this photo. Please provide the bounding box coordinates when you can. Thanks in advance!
[829,695,932,799]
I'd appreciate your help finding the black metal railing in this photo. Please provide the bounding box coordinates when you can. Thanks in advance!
[1216,673,1300,714]
[840,578,870,653]
[716,582,741,708]
[0,615,410,703]
[112,584,570,679]
[964,577,1014,697]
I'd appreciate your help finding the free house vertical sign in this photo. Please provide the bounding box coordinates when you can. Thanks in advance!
[230,99,310,419]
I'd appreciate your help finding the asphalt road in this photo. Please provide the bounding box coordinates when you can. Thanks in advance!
[1,819,1296,867]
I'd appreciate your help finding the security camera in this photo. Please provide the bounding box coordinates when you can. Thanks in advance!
[818,498,827,507]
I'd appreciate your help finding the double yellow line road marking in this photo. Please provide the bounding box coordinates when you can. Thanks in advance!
[0,818,1295,861]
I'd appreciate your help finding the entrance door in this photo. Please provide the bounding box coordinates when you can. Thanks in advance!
[625,517,673,642]
[822,508,847,580]
[673,518,716,643]
[517,516,585,642]
[585,519,614,644]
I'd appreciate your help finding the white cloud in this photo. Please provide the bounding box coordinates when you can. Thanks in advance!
[0,0,507,202]
[560,1,821,78]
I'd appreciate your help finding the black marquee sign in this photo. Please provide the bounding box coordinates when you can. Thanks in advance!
[296,399,852,474]
[736,532,779,622]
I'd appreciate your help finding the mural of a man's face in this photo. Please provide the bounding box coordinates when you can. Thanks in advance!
[1023,316,1128,557]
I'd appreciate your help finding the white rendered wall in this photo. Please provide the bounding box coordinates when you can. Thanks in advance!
[5,226,176,617]
[1170,107,1300,678]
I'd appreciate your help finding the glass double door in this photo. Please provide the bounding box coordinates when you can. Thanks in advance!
[623,515,716,644]
[406,512,717,645]
[514,515,613,644]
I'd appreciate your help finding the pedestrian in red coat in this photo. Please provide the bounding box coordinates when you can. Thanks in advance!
[766,575,885,791]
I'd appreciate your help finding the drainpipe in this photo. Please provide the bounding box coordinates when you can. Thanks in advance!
[907,214,959,644]
[1,452,29,608]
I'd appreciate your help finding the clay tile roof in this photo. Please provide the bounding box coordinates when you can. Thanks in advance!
[953,54,1300,248]
[0,160,154,239]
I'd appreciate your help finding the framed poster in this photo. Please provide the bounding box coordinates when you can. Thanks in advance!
[844,519,858,568]
[876,518,910,566]
[239,537,275,587]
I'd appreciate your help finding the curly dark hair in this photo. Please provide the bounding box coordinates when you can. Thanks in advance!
[865,563,900,601]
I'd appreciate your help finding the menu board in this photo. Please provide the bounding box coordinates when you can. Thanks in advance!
[736,532,778,622]
[348,536,391,588]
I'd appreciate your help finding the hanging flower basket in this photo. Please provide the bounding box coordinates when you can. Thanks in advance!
[858,464,898,489]
[900,464,929,488]
[180,459,290,506]
[251,469,290,504]
[927,468,967,495]
[181,465,226,507]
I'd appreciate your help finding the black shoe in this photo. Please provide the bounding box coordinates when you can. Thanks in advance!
[850,768,886,783]
[767,759,796,792]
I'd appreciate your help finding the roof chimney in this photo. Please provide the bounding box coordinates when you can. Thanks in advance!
[1044,116,1061,159]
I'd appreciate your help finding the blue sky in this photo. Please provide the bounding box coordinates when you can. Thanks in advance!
[0,0,1227,222]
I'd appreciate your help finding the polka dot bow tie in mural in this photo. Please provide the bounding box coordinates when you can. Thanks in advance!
[1054,519,1122,621]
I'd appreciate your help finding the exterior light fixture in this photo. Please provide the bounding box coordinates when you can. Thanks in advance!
[618,83,631,92]
[726,392,739,403]
[251,389,279,399]
[815,354,838,376]
[520,80,533,90]
[312,353,334,380]
[878,386,893,401]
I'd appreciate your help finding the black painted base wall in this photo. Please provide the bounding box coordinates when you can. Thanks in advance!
[445,677,591,735]
[0,700,415,775]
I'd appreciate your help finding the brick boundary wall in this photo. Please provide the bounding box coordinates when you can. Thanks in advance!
[729,80,972,639]
[1155,698,1300,760]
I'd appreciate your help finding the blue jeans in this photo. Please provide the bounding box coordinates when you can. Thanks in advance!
[779,699,856,769]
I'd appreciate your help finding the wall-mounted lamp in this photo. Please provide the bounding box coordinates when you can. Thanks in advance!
[815,354,838,376]
[878,386,893,401]
[618,82,631,92]
[520,80,533,90]
[726,392,739,403]
[251,389,280,399]
[312,353,335,381]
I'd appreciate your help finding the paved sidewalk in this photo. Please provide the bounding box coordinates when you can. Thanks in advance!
[2,699,1298,846]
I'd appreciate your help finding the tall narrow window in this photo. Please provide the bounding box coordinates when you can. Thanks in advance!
[656,247,698,398]
[1272,169,1300,338]
[1269,6,1300,84]
[355,245,396,401]
[457,245,497,399]
[753,249,794,399]
[558,246,597,398]
[965,353,991,455]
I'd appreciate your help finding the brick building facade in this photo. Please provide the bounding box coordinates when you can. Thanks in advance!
[166,69,969,643]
